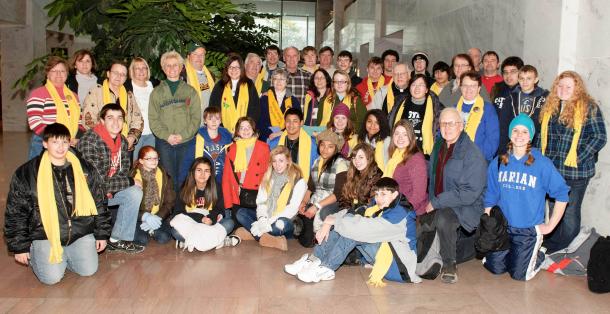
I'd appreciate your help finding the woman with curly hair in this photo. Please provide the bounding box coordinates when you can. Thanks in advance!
[537,71,607,253]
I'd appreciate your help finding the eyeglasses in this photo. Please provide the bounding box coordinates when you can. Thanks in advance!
[143,157,159,161]
[333,80,348,85]
[110,71,127,78]
[228,66,241,71]
[439,121,463,128]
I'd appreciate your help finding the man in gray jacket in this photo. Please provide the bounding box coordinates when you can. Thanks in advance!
[423,107,487,283]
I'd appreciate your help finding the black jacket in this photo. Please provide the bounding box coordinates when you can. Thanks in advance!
[4,150,111,254]
[475,206,510,255]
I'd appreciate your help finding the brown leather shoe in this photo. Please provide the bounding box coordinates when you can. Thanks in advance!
[259,233,288,251]
[234,227,255,241]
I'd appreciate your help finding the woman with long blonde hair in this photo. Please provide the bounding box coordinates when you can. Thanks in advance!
[235,146,307,251]
[537,71,606,253]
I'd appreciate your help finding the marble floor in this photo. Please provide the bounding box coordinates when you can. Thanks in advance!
[0,132,608,313]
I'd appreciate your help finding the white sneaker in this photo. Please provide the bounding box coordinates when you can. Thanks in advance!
[285,254,312,276]
[175,240,186,250]
[297,265,335,283]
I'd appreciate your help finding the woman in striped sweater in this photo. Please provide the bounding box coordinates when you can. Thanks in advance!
[26,56,85,160]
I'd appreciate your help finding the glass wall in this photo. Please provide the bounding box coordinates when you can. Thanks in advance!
[234,0,316,48]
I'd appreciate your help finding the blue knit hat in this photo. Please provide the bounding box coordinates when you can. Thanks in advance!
[509,113,535,141]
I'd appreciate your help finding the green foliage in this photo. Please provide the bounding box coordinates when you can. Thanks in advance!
[12,50,68,92]
[14,0,277,92]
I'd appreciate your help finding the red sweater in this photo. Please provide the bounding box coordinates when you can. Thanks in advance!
[355,75,392,107]
[26,86,85,135]
[222,140,270,209]
[482,74,503,95]
[393,152,429,215]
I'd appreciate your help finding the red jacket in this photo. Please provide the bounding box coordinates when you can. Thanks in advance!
[222,140,270,209]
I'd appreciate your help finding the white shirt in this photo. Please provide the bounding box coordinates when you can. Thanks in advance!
[132,81,154,135]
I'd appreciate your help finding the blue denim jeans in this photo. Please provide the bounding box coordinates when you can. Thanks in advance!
[235,207,294,240]
[133,219,172,246]
[313,229,380,271]
[28,134,44,160]
[132,134,156,163]
[544,178,590,253]
[29,234,98,285]
[108,185,142,241]
[155,137,194,192]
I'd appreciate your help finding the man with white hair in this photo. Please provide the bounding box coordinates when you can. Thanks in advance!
[245,53,266,95]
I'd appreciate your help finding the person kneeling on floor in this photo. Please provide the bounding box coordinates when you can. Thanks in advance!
[234,146,308,251]
[284,177,421,285]
[5,123,111,285]
[482,114,569,280]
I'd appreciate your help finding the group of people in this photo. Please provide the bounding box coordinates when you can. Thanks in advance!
[5,43,606,287]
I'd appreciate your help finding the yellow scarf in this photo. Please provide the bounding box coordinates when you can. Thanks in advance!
[195,133,205,158]
[45,81,80,138]
[255,68,267,95]
[456,95,485,142]
[102,80,128,137]
[279,129,312,181]
[430,82,442,95]
[272,179,294,216]
[541,102,583,167]
[303,93,313,124]
[367,76,385,102]
[234,137,257,173]
[363,205,393,287]
[268,89,292,129]
[37,151,97,264]
[386,79,396,112]
[393,96,435,154]
[134,168,163,215]
[221,82,249,133]
[374,140,386,170]
[185,62,215,94]
[383,148,404,177]
[321,94,352,126]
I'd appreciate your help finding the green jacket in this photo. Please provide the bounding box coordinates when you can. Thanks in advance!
[316,93,367,134]
[149,80,201,142]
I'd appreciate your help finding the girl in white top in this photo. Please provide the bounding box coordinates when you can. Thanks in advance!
[129,57,156,160]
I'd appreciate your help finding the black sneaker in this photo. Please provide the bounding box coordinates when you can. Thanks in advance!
[107,240,145,254]
[421,262,442,280]
[440,262,458,284]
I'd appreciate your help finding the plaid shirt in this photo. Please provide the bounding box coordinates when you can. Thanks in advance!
[77,130,133,194]
[287,68,310,109]
[537,105,606,180]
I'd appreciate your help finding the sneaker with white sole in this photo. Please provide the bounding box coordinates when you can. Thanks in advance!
[216,235,241,249]
[285,253,312,276]
[297,264,335,283]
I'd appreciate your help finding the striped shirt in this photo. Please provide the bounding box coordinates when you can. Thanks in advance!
[26,86,84,135]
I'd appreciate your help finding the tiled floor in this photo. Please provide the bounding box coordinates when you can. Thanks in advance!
[0,132,608,313]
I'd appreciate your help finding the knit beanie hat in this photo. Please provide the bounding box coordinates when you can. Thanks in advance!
[509,113,535,141]
[411,52,429,67]
[331,102,350,118]
[317,128,345,150]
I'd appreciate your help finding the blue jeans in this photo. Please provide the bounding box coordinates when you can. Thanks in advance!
[133,219,172,246]
[132,134,156,163]
[544,178,590,253]
[28,134,43,160]
[156,137,194,192]
[313,229,380,271]
[236,207,294,240]
[108,185,142,241]
[29,234,98,285]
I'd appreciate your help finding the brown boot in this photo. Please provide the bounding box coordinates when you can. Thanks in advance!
[234,227,255,241]
[259,233,288,251]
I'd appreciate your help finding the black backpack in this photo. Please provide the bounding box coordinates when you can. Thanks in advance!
[587,236,610,293]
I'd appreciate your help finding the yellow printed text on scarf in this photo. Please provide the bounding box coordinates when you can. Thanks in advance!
[221,83,250,133]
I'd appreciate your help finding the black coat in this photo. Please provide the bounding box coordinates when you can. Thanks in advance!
[4,150,111,253]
